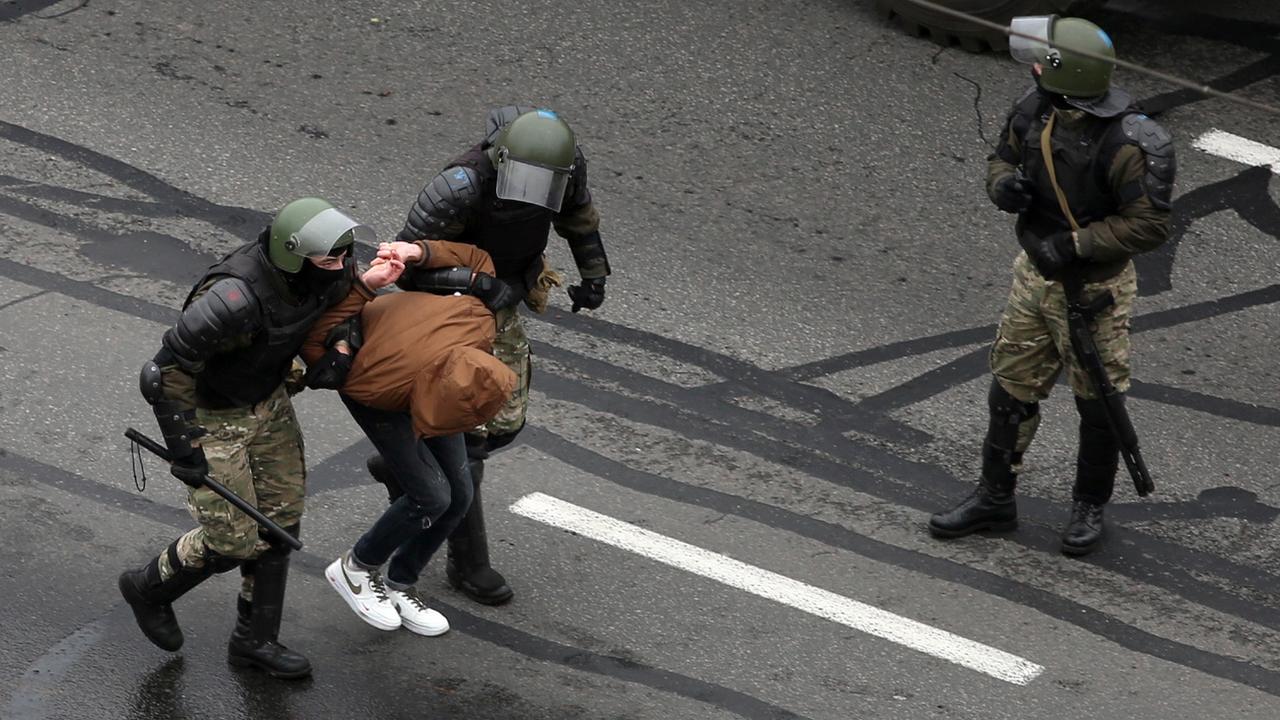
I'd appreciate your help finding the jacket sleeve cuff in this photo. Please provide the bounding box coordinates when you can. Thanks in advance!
[1074,228,1095,258]
[352,276,378,300]
[413,241,432,267]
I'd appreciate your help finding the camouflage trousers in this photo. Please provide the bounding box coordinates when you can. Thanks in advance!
[468,304,532,447]
[990,252,1137,405]
[157,384,307,599]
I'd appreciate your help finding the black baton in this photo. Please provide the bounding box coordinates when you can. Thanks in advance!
[1061,277,1155,497]
[125,427,303,551]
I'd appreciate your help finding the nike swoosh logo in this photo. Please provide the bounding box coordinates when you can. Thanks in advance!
[341,564,363,595]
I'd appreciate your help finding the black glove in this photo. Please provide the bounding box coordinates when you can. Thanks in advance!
[170,447,208,488]
[1022,231,1077,280]
[324,315,363,354]
[992,174,1035,214]
[471,272,519,312]
[303,347,353,390]
[567,277,606,313]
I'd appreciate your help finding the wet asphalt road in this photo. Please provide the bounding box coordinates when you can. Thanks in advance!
[1,0,1279,718]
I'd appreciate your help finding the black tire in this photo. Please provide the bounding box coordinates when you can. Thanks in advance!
[873,0,1108,52]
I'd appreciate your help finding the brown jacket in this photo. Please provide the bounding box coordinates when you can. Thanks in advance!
[301,241,516,438]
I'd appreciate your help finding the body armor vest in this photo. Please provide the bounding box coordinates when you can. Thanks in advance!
[449,144,555,283]
[1017,107,1120,240]
[185,241,351,407]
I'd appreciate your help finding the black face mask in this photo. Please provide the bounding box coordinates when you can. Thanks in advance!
[296,258,348,296]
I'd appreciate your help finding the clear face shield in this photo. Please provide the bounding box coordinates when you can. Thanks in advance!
[288,207,375,263]
[494,151,572,213]
[1009,15,1057,67]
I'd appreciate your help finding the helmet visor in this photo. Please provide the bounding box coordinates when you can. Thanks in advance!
[291,207,375,258]
[495,158,571,212]
[1010,15,1055,65]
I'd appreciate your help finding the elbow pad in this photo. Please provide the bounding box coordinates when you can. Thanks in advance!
[163,278,260,369]
[139,353,205,461]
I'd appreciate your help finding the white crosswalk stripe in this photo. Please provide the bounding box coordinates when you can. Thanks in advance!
[511,492,1045,686]
[1193,129,1280,173]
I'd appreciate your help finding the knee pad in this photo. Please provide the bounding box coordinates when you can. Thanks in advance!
[988,378,1039,423]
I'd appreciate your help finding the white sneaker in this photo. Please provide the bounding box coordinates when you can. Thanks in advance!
[324,552,401,631]
[388,586,450,636]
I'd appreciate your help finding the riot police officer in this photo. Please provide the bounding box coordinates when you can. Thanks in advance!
[118,198,402,677]
[928,17,1175,556]
[379,106,612,605]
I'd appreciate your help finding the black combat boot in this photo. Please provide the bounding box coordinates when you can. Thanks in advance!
[929,379,1040,539]
[118,542,217,651]
[446,459,514,605]
[366,453,404,504]
[1061,395,1120,556]
[1061,500,1105,556]
[928,456,1019,538]
[227,528,311,679]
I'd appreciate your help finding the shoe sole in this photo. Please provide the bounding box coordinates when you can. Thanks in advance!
[400,618,450,637]
[1061,539,1102,557]
[449,577,514,606]
[227,654,313,679]
[324,563,402,631]
[927,518,1018,539]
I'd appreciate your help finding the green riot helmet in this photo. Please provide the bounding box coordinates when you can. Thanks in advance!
[267,197,375,273]
[492,109,577,212]
[1010,16,1115,98]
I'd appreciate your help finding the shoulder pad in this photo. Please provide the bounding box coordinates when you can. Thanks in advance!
[1119,114,1176,208]
[484,104,537,144]
[440,164,484,198]
[400,167,483,241]
[163,277,260,366]
[1120,115,1175,163]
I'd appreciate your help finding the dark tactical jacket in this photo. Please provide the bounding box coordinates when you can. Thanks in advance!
[395,122,601,291]
[988,86,1175,282]
[160,237,354,410]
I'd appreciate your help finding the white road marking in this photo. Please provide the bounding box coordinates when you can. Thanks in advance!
[509,492,1044,686]
[1192,129,1280,173]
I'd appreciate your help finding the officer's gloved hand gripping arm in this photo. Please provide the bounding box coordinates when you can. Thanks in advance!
[380,240,519,313]
[139,278,261,487]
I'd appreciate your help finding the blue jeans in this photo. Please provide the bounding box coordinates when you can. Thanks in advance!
[342,396,474,588]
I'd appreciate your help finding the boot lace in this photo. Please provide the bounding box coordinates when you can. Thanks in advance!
[1071,500,1104,525]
